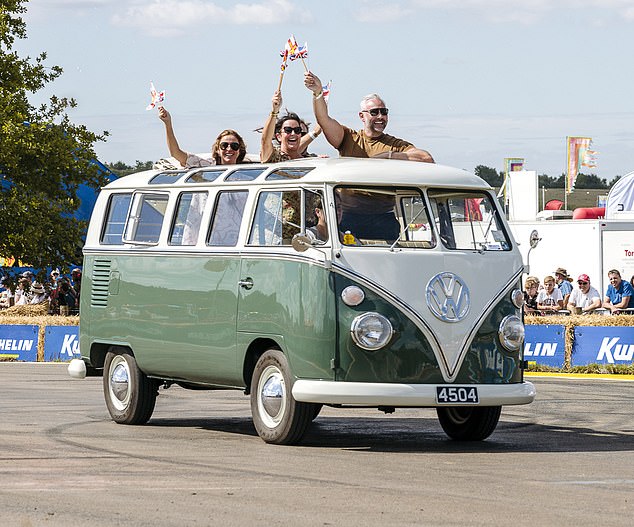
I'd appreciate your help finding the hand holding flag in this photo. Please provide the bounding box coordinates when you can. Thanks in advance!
[146,82,165,110]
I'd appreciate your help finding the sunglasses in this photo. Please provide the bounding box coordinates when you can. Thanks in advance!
[283,126,303,135]
[219,142,240,151]
[362,108,389,117]
[578,281,588,285]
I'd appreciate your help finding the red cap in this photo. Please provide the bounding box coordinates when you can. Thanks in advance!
[577,274,590,283]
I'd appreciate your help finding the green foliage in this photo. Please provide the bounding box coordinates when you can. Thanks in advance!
[0,0,109,270]
[526,363,634,375]
[474,165,504,187]
[106,160,154,177]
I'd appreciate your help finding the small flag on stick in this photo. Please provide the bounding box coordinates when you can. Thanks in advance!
[146,82,165,110]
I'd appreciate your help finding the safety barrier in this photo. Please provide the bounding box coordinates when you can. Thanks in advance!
[0,324,79,362]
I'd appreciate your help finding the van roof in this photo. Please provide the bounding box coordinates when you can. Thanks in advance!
[104,157,489,190]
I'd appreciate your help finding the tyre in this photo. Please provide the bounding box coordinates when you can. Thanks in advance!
[103,349,158,425]
[436,406,501,441]
[250,349,314,445]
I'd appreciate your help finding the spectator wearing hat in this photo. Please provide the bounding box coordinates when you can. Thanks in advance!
[49,269,60,289]
[29,282,48,305]
[567,274,601,314]
[554,267,573,308]
[14,277,32,306]
[603,269,633,313]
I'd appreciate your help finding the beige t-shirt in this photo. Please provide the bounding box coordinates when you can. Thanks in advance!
[338,127,413,158]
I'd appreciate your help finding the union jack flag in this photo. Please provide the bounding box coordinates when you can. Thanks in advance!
[289,43,308,61]
[322,81,332,103]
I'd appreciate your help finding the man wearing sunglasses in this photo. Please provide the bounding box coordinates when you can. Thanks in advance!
[567,274,601,314]
[260,90,316,163]
[304,71,434,162]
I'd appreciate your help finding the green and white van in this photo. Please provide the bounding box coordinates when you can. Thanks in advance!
[69,157,535,444]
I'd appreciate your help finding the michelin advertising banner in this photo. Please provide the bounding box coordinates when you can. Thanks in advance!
[0,325,39,361]
[44,326,80,362]
[524,324,566,367]
[573,326,634,366]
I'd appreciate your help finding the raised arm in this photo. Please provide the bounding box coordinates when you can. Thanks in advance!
[260,90,282,162]
[304,71,344,150]
[374,147,435,163]
[158,107,187,167]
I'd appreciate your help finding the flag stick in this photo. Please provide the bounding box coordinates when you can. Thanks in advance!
[277,69,285,91]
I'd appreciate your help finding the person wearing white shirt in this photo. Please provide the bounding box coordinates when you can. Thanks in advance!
[567,274,601,314]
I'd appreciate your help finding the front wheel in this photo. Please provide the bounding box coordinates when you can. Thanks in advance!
[103,349,158,425]
[436,406,501,441]
[250,349,314,445]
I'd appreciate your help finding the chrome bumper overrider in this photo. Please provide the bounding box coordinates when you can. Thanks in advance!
[292,380,536,406]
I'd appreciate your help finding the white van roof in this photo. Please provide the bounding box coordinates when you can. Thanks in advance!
[104,157,489,191]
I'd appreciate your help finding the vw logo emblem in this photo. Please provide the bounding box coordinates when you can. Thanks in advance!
[426,272,470,322]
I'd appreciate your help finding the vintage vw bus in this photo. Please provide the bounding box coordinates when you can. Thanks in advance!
[69,157,535,444]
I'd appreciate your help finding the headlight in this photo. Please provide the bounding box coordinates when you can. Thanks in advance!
[511,288,524,308]
[341,286,365,306]
[498,315,524,351]
[350,312,393,351]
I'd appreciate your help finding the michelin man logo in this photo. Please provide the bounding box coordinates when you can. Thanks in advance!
[426,272,470,322]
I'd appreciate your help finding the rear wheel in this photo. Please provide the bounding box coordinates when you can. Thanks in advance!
[436,406,501,441]
[250,349,314,445]
[103,350,158,425]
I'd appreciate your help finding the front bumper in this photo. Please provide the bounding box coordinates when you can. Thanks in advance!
[292,380,536,406]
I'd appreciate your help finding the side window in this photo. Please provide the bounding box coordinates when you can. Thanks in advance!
[304,190,328,243]
[169,191,208,246]
[249,190,301,246]
[123,193,169,244]
[101,193,132,245]
[207,191,248,246]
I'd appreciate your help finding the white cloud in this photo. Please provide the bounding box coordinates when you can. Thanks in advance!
[111,0,312,36]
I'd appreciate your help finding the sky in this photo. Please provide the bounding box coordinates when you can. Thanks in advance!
[15,0,634,180]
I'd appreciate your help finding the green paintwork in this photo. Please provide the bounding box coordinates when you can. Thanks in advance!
[334,275,524,384]
[81,253,522,387]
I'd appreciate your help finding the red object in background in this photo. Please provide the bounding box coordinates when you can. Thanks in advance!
[572,207,605,219]
[544,199,564,210]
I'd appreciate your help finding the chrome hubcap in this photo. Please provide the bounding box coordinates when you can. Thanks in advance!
[258,365,286,428]
[109,356,131,411]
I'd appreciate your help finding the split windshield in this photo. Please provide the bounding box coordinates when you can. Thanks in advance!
[334,187,510,251]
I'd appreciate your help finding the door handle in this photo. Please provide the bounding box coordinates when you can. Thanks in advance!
[238,277,254,290]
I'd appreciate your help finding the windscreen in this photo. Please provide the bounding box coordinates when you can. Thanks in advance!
[427,189,511,251]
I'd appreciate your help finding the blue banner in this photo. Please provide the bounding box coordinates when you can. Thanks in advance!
[524,324,566,367]
[573,326,634,366]
[0,325,39,361]
[44,326,80,362]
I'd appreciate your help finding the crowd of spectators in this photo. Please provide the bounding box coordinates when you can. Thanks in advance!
[0,268,81,316]
[523,267,633,316]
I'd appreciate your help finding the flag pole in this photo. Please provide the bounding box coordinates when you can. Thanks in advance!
[277,69,285,91]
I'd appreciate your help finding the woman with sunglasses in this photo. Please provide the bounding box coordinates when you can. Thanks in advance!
[158,107,247,167]
[303,71,434,162]
[260,90,314,163]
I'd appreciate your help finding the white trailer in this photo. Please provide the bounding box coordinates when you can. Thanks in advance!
[505,169,634,294]
[509,219,634,295]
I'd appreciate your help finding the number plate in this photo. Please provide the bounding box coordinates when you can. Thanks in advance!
[436,386,479,404]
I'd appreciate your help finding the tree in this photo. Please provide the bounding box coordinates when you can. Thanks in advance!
[474,165,504,187]
[106,160,154,177]
[0,0,109,272]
